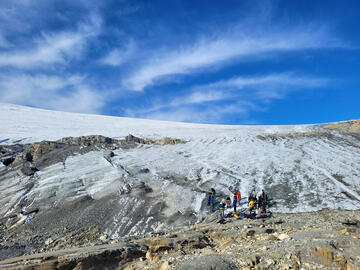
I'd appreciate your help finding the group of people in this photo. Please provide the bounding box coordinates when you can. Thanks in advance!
[208,187,269,219]
[248,188,268,214]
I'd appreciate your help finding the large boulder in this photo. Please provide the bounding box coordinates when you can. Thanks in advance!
[58,135,113,147]
[125,134,146,144]
[20,162,39,176]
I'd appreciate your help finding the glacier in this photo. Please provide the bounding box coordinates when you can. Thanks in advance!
[0,102,360,240]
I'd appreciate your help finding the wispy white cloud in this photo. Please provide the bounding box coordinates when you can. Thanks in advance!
[176,90,229,105]
[0,72,105,114]
[124,73,329,123]
[127,100,261,124]
[123,26,342,91]
[0,14,101,69]
[99,40,136,66]
[122,90,230,118]
[194,73,329,100]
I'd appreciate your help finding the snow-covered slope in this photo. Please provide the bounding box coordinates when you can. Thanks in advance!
[1,102,360,239]
[0,103,313,144]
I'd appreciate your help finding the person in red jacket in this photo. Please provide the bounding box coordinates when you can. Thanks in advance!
[237,190,241,206]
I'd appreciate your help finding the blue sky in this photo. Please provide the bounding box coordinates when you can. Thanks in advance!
[0,0,359,125]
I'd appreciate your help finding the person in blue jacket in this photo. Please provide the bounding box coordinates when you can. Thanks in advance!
[209,193,215,211]
[233,190,237,213]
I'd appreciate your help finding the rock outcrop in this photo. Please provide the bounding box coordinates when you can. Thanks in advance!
[0,134,185,170]
[0,210,359,269]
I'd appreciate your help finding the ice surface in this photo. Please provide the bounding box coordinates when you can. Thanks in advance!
[1,102,360,237]
[0,102,313,144]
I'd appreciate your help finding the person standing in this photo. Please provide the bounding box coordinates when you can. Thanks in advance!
[233,190,237,213]
[262,189,268,206]
[237,190,241,206]
[226,197,231,208]
[220,197,226,217]
[210,193,215,212]
[259,192,263,208]
[249,188,256,204]
[208,188,216,211]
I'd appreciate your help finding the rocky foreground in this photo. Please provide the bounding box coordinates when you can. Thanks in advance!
[0,209,359,269]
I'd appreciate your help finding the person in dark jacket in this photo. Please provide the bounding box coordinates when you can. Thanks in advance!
[258,193,263,209]
[249,188,256,202]
[262,189,268,205]
[208,188,216,211]
[233,190,237,213]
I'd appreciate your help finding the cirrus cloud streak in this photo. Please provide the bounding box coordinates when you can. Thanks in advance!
[123,26,342,91]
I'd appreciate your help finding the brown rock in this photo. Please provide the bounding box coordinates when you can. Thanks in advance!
[146,250,152,261]
[346,262,360,270]
[265,259,275,266]
[291,251,301,266]
[312,247,334,265]
[334,255,347,268]
[159,261,169,270]
[151,256,161,263]
[219,234,235,245]
[282,263,291,270]
[155,137,185,145]
[149,238,173,252]
[268,234,278,241]
[145,250,161,262]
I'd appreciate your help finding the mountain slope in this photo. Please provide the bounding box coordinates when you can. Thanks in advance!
[0,103,360,259]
